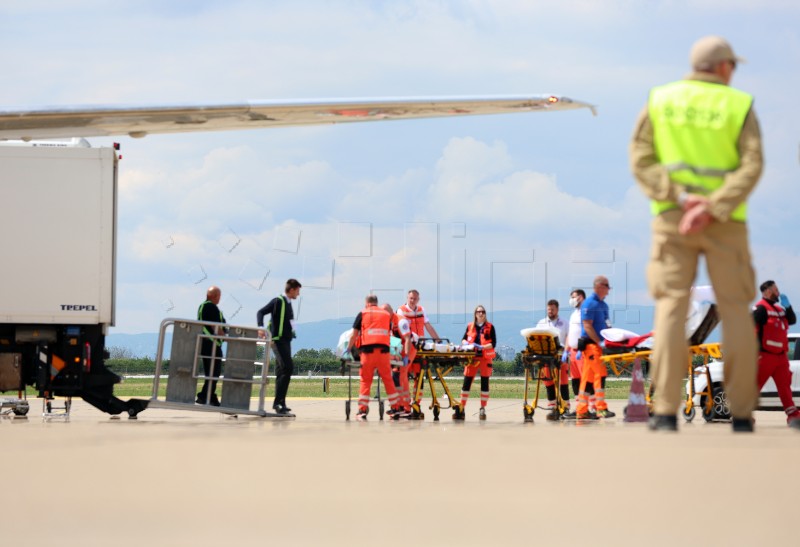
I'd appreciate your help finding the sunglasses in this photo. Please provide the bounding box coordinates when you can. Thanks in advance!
[476,310,486,314]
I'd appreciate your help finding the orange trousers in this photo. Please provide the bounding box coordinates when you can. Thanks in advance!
[358,351,399,414]
[576,344,608,413]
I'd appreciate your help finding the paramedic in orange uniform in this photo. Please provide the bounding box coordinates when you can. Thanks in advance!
[572,276,615,420]
[455,305,496,421]
[348,295,401,421]
[384,303,416,419]
[396,289,439,400]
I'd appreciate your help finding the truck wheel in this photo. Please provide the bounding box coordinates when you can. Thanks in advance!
[13,401,29,416]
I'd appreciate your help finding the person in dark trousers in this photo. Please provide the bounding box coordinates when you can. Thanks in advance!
[197,285,226,406]
[257,278,302,415]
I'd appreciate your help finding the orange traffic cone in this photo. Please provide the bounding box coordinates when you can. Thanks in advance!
[624,358,649,422]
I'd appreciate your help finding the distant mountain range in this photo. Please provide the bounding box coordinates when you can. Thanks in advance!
[108,306,675,359]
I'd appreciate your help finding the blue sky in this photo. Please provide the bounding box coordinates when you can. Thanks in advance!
[1,1,798,335]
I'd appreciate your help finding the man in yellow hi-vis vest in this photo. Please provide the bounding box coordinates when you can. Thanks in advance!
[630,36,764,433]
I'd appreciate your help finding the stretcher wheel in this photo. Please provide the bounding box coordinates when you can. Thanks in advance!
[682,405,696,422]
[432,404,440,421]
[523,405,534,423]
[700,397,714,422]
[345,400,351,421]
[379,401,385,420]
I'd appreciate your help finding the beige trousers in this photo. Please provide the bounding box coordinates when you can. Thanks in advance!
[647,210,758,418]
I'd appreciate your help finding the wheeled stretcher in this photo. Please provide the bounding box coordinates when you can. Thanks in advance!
[520,328,566,422]
[683,343,723,422]
[409,339,478,421]
[599,299,721,419]
[340,356,393,421]
[600,334,655,417]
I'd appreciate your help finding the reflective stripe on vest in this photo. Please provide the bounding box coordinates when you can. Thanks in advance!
[197,300,225,346]
[649,80,752,221]
[756,298,788,354]
[398,304,426,337]
[270,295,288,341]
[466,321,496,361]
[360,305,392,346]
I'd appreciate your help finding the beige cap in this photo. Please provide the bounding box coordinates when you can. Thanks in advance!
[690,35,746,70]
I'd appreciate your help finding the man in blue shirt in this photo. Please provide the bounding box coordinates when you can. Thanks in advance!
[572,276,615,419]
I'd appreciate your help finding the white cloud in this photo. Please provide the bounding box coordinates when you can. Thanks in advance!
[3,1,799,334]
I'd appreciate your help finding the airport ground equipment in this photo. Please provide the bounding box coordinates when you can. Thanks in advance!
[340,358,389,421]
[149,318,290,418]
[410,339,478,421]
[0,141,147,419]
[520,330,566,422]
[0,353,28,416]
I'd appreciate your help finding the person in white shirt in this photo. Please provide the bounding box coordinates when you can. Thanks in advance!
[564,289,595,413]
[536,299,570,417]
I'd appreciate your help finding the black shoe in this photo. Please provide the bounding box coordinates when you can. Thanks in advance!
[273,404,292,412]
[196,393,208,405]
[210,396,221,407]
[732,417,754,433]
[648,415,678,431]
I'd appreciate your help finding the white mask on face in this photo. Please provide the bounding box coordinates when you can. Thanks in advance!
[569,296,579,308]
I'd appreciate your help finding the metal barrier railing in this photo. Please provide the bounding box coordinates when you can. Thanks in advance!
[148,317,285,417]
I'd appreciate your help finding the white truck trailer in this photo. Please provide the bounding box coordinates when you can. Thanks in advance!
[0,140,146,416]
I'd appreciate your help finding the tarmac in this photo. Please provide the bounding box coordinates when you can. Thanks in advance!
[2,396,798,546]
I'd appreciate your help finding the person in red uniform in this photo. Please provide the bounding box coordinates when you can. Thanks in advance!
[396,289,439,406]
[348,295,401,421]
[384,303,416,418]
[454,305,496,421]
[752,280,800,429]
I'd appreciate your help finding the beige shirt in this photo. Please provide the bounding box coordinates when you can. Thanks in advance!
[629,71,764,222]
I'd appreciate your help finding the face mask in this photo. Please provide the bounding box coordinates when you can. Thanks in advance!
[569,297,579,308]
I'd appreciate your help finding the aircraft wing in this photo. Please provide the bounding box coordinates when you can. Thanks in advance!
[0,95,596,141]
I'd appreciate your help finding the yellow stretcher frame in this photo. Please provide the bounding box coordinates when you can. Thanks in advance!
[601,349,655,416]
[410,342,477,421]
[520,332,566,422]
[599,341,722,420]
[683,342,722,422]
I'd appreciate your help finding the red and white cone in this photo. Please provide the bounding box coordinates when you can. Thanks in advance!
[624,358,649,422]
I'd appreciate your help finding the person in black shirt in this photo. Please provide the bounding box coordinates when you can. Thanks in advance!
[197,285,226,406]
[257,278,302,415]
